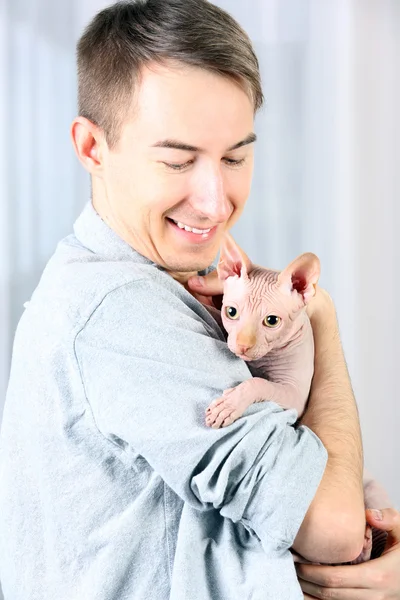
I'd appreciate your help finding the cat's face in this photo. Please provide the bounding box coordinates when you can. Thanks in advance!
[216,233,320,361]
[221,269,306,361]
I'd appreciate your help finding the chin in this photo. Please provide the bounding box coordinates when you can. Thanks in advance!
[167,256,216,274]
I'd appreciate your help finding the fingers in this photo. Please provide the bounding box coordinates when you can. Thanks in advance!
[366,508,400,544]
[295,562,375,590]
[187,270,223,296]
[298,577,376,599]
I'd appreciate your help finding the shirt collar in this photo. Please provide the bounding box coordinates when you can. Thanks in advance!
[73,201,158,267]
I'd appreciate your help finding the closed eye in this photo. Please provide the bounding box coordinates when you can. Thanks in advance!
[223,157,246,168]
[163,160,194,171]
[163,157,247,172]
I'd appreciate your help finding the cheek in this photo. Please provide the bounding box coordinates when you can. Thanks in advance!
[104,155,145,207]
[221,314,233,334]
[150,172,191,214]
[258,331,270,350]
[221,318,240,347]
[128,174,188,219]
[225,168,253,210]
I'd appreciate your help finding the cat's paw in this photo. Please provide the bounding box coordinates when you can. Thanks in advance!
[205,385,250,429]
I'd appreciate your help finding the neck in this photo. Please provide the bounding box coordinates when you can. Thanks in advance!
[169,271,199,287]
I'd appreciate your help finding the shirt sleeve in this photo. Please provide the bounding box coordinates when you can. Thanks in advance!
[74,277,327,555]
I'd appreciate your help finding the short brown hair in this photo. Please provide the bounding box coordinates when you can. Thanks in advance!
[77,0,264,149]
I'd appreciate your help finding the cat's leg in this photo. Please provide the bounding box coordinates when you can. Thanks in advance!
[205,377,301,428]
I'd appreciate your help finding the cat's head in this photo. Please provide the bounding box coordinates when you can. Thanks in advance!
[217,234,320,361]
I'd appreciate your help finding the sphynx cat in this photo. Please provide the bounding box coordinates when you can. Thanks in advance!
[204,234,392,564]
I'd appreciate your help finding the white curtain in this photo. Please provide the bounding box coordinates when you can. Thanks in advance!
[219,0,400,509]
[0,0,399,545]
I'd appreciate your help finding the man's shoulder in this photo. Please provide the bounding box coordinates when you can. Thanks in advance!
[28,235,168,335]
[29,234,219,337]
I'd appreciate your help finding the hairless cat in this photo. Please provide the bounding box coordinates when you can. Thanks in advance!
[203,234,392,564]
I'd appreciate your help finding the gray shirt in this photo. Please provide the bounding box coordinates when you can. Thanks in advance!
[0,202,327,600]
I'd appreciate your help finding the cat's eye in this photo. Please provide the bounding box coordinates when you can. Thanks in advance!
[263,315,281,328]
[225,306,239,320]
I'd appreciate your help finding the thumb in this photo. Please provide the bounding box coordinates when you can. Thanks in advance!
[366,508,400,547]
[187,270,223,296]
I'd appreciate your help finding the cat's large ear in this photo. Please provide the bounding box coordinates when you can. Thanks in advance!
[217,233,253,282]
[277,252,321,305]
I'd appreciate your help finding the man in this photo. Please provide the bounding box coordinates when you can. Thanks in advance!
[0,1,398,598]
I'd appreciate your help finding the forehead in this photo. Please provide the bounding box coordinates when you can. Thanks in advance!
[224,271,281,309]
[247,273,279,312]
[122,61,254,146]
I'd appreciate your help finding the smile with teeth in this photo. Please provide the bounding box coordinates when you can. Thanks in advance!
[170,219,212,234]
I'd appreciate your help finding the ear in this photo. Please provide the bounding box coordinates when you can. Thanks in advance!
[70,116,105,177]
[217,233,253,282]
[277,252,321,305]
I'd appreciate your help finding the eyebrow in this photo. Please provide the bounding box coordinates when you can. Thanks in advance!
[151,132,257,152]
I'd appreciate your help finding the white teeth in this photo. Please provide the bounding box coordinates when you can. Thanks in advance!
[192,227,211,234]
[173,220,211,234]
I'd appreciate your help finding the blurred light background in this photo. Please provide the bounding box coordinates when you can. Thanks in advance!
[0,1,399,591]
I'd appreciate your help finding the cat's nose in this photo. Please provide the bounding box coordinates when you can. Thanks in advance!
[237,344,252,355]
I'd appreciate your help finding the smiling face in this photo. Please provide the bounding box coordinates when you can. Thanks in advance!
[81,61,256,281]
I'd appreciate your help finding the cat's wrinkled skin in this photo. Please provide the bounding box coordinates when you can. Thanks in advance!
[205,233,319,429]
[203,233,392,564]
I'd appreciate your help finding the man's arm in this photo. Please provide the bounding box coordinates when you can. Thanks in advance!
[296,508,400,599]
[74,277,327,557]
[189,273,366,564]
[292,289,365,563]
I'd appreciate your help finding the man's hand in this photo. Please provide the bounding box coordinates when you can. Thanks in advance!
[297,508,400,599]
[187,271,224,308]
[306,284,335,322]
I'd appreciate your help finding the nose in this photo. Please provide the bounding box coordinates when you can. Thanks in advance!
[236,328,257,355]
[189,166,232,224]
[237,344,253,355]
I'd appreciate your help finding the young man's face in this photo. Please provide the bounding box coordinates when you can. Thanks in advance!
[98,62,255,278]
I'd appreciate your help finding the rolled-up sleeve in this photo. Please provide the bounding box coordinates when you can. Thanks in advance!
[74,278,327,555]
